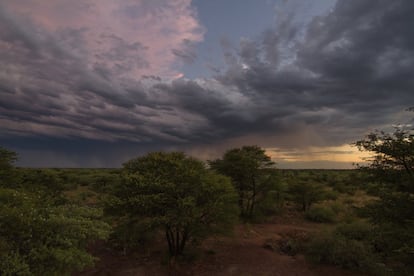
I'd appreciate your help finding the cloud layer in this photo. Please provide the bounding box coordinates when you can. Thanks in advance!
[1,0,414,167]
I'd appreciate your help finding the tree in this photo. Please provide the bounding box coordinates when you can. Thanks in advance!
[19,169,66,200]
[106,152,238,257]
[209,145,275,219]
[0,147,17,170]
[0,147,18,186]
[288,179,328,212]
[355,128,414,271]
[355,128,414,193]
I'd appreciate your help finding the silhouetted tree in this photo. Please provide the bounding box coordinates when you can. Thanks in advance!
[209,146,275,219]
[355,128,414,270]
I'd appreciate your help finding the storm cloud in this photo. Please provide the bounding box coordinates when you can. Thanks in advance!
[1,0,413,167]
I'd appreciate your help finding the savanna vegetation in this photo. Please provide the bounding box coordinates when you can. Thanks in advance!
[1,125,413,275]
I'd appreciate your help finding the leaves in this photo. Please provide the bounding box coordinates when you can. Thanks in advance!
[209,145,276,219]
[108,152,238,256]
[355,128,414,271]
[0,173,110,275]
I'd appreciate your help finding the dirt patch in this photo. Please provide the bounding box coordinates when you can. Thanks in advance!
[75,222,365,276]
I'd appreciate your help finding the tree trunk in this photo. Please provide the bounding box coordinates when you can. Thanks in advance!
[166,228,174,256]
[179,229,189,253]
[248,177,257,218]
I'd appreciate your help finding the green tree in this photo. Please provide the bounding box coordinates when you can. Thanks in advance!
[251,169,287,218]
[0,147,17,169]
[0,147,18,186]
[106,152,238,257]
[355,128,414,272]
[288,180,328,212]
[355,128,414,192]
[209,145,275,219]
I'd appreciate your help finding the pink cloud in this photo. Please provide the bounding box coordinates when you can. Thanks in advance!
[4,0,204,78]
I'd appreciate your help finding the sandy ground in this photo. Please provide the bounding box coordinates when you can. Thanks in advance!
[75,217,366,276]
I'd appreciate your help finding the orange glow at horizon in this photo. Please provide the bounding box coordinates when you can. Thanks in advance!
[266,144,373,165]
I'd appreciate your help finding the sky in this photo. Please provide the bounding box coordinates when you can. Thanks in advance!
[0,0,413,168]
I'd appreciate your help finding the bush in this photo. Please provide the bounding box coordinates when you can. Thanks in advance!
[0,188,110,275]
[0,251,31,276]
[263,230,310,256]
[306,232,377,271]
[305,206,336,223]
[277,238,302,256]
[334,221,373,241]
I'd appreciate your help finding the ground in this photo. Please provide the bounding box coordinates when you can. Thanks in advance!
[75,210,366,276]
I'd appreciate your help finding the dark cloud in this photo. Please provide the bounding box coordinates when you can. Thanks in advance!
[1,0,414,167]
[213,0,414,144]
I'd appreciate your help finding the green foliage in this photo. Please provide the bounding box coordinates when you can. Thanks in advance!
[0,147,110,275]
[19,169,66,200]
[90,172,121,193]
[209,145,275,219]
[334,221,374,241]
[0,147,17,170]
[0,147,18,186]
[107,152,238,257]
[355,128,414,271]
[305,206,336,223]
[355,129,414,192]
[288,180,328,212]
[0,188,110,275]
[306,228,379,272]
[0,251,31,276]
[277,230,310,256]
[362,192,414,226]
[109,217,156,253]
[251,171,288,220]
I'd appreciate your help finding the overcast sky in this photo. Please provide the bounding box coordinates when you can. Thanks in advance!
[1,0,413,168]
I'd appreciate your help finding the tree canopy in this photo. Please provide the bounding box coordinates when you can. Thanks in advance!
[0,147,17,170]
[355,128,414,270]
[106,152,238,257]
[209,145,276,219]
[355,128,414,193]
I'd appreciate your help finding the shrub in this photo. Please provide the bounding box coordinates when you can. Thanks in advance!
[334,221,373,241]
[277,238,302,256]
[0,188,110,275]
[333,182,357,195]
[305,206,336,223]
[263,230,310,256]
[306,232,377,271]
[329,201,345,213]
[288,181,328,212]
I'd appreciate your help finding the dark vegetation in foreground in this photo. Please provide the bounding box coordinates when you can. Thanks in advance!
[0,129,413,275]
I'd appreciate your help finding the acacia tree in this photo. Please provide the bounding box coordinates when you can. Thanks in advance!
[106,152,238,257]
[356,129,414,192]
[288,179,328,212]
[209,146,275,219]
[355,128,414,270]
